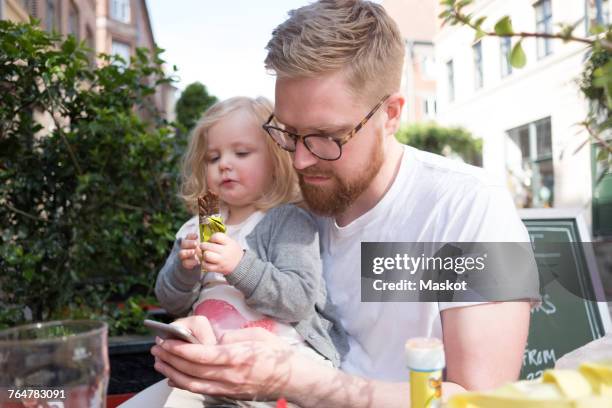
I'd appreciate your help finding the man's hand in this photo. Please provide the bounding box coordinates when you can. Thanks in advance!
[150,317,413,407]
[200,232,244,275]
[151,316,303,400]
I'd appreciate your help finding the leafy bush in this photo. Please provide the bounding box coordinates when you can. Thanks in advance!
[395,123,482,165]
[0,20,189,334]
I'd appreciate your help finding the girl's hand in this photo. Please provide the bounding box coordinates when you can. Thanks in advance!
[178,233,202,270]
[200,233,244,275]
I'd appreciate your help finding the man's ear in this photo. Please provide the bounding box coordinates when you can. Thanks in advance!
[383,93,405,137]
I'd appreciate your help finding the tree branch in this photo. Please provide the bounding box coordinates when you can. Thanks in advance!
[584,121,612,154]
[52,113,83,176]
[114,201,152,213]
[5,203,47,222]
[451,10,609,51]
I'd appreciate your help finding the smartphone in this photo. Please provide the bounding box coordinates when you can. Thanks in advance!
[144,319,200,344]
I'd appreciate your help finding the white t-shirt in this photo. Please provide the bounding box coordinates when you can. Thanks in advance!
[318,145,530,381]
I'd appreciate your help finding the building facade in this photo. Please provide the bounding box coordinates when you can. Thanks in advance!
[434,0,611,236]
[1,0,175,120]
[383,0,439,124]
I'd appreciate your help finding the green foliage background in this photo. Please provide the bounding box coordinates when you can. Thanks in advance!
[396,123,482,165]
[175,82,218,133]
[0,20,189,334]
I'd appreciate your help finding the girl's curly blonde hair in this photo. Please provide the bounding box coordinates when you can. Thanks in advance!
[179,96,301,215]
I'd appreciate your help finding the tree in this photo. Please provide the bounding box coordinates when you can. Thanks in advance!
[395,123,482,166]
[0,20,188,334]
[175,82,218,133]
[438,0,612,164]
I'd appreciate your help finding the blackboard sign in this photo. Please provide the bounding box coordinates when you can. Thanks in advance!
[519,209,611,380]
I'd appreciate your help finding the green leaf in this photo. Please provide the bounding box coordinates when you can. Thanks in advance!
[474,29,487,41]
[510,40,526,68]
[593,75,609,88]
[597,148,609,162]
[605,83,612,110]
[494,16,513,36]
[474,16,486,28]
[438,10,451,19]
[590,24,606,35]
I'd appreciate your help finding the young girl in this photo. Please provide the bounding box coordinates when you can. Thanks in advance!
[155,96,345,369]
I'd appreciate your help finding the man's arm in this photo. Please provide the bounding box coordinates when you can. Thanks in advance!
[152,319,467,407]
[152,301,529,407]
[442,301,531,390]
[151,322,411,407]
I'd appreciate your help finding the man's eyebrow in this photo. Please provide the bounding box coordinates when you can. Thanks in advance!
[283,122,353,135]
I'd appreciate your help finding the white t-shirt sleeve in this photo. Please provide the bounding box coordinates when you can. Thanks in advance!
[439,184,530,243]
[438,184,533,312]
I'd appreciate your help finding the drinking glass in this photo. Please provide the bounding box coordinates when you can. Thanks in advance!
[0,320,109,408]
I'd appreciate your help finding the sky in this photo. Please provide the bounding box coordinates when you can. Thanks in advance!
[146,0,318,102]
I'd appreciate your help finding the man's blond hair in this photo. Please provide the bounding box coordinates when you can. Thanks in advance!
[265,0,405,102]
[180,96,301,215]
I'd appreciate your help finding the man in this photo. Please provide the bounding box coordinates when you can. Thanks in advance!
[149,1,532,406]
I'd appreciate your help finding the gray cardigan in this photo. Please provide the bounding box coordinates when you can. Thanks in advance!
[155,204,348,367]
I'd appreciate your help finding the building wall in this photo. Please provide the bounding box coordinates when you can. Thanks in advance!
[2,0,175,121]
[435,0,600,212]
[96,0,175,120]
[383,0,438,124]
[383,0,437,41]
[3,0,29,22]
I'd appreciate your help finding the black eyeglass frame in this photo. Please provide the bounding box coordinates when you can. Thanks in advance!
[262,94,390,161]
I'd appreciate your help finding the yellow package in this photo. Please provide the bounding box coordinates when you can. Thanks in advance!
[198,193,226,273]
[448,361,612,408]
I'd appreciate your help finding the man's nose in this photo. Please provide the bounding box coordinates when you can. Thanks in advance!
[292,140,318,170]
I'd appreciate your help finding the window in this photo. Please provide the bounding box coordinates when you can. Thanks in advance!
[68,2,79,40]
[423,96,437,119]
[500,37,512,77]
[25,0,39,17]
[592,135,612,236]
[506,117,554,208]
[46,0,59,33]
[447,60,455,102]
[111,40,131,65]
[473,41,483,89]
[535,0,553,58]
[586,0,610,32]
[420,55,436,80]
[110,0,131,23]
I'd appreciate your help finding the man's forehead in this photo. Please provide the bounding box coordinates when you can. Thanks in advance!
[274,105,349,132]
[273,76,362,131]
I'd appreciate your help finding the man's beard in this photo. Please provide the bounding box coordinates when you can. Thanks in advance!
[298,142,384,217]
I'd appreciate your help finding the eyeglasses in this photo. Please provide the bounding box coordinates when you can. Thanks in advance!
[262,94,390,161]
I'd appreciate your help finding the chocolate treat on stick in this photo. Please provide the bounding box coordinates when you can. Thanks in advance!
[198,192,220,223]
[197,192,226,273]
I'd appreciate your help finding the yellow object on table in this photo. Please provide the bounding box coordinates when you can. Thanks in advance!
[447,361,612,408]
[405,337,445,408]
